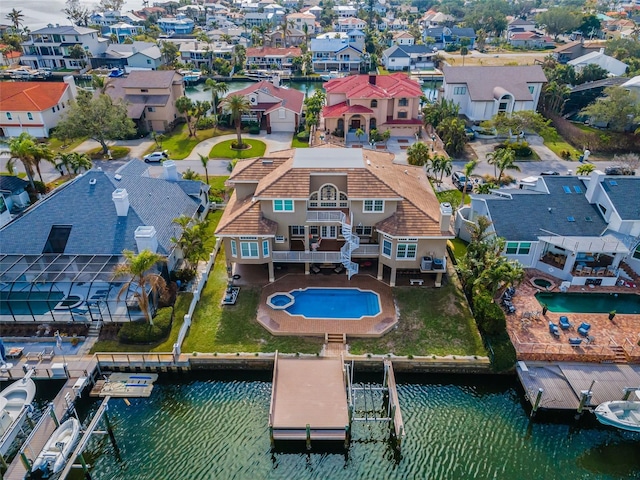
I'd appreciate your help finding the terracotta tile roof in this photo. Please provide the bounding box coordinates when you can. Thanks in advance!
[322,101,374,118]
[0,82,68,112]
[324,73,422,99]
[215,191,278,236]
[246,46,301,58]
[227,80,304,114]
[227,156,290,183]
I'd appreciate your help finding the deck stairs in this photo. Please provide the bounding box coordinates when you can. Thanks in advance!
[326,333,346,344]
[87,321,102,338]
[611,345,627,364]
[340,213,360,279]
[619,261,640,284]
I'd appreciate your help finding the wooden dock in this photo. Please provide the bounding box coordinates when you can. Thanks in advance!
[517,361,640,412]
[90,372,158,398]
[269,354,349,443]
[383,359,405,444]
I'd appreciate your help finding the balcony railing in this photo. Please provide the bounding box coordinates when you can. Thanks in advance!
[306,211,347,223]
[352,244,380,256]
[272,251,342,263]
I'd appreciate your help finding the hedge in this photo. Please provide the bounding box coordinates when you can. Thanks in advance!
[118,306,173,344]
[472,293,506,336]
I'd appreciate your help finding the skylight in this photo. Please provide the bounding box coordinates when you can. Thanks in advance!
[573,186,582,193]
[585,216,593,222]
[609,180,618,186]
[567,216,575,222]
[562,186,571,193]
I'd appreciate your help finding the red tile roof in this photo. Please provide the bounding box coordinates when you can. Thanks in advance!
[228,80,304,114]
[324,73,422,100]
[322,101,374,118]
[0,82,68,112]
[246,46,302,58]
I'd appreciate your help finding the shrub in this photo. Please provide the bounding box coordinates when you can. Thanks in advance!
[31,181,47,194]
[332,128,344,137]
[118,307,173,344]
[560,150,573,160]
[472,293,506,335]
[248,124,260,134]
[497,141,532,157]
[296,131,310,141]
[170,269,196,284]
[486,332,517,372]
[196,116,216,130]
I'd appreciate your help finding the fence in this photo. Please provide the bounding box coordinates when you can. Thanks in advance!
[512,332,618,362]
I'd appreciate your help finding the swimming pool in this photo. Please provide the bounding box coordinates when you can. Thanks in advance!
[277,288,381,319]
[536,292,640,314]
[0,291,65,315]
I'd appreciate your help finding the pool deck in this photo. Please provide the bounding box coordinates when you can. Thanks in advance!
[257,274,397,337]
[508,270,640,364]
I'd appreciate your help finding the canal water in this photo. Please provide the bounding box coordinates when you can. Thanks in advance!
[68,372,639,480]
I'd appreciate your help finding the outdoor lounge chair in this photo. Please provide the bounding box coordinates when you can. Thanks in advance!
[574,264,584,275]
[568,337,582,346]
[582,266,593,275]
[559,316,572,330]
[577,322,591,337]
[549,322,560,338]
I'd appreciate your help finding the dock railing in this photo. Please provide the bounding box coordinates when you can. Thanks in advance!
[512,333,618,361]
[268,351,278,429]
[95,352,179,368]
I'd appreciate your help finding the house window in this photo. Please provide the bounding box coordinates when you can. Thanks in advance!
[148,107,155,112]
[498,101,508,112]
[371,99,377,107]
[230,240,237,257]
[598,204,607,215]
[398,111,407,119]
[275,235,285,243]
[634,244,640,260]
[505,242,531,255]
[27,113,33,120]
[562,186,571,193]
[141,89,148,93]
[398,98,408,106]
[573,186,582,193]
[262,240,270,257]
[5,113,11,120]
[505,242,518,254]
[363,199,384,212]
[147,59,152,64]
[240,241,259,258]
[396,243,417,259]
[273,199,294,211]
[291,225,305,236]
[453,86,467,95]
[528,86,535,94]
[355,226,372,236]
[382,239,392,258]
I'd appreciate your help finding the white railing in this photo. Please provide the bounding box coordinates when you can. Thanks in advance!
[306,210,346,223]
[353,244,380,256]
[272,251,342,263]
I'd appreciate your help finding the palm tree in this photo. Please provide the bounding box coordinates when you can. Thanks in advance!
[68,152,92,174]
[461,159,478,204]
[302,23,310,48]
[494,147,519,184]
[171,215,210,274]
[114,250,167,325]
[198,153,210,184]
[254,24,270,47]
[6,9,24,32]
[431,154,452,184]
[7,132,42,189]
[54,152,74,175]
[223,94,251,148]
[576,163,596,175]
[355,127,365,144]
[406,141,430,166]
[203,79,228,115]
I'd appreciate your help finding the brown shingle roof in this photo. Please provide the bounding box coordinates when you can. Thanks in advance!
[215,191,278,236]
[120,70,180,88]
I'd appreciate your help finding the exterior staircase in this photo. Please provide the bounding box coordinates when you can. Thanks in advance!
[340,213,360,279]
[619,261,640,284]
[611,345,627,364]
[87,321,103,339]
[323,333,347,357]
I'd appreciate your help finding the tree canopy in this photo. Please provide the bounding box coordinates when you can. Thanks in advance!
[581,86,640,132]
[536,8,581,39]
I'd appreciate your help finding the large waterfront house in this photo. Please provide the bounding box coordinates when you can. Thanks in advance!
[455,172,640,286]
[310,36,364,73]
[0,160,209,323]
[0,77,77,138]
[224,80,304,133]
[441,65,547,122]
[245,47,301,71]
[322,74,423,141]
[423,27,476,50]
[20,25,108,70]
[568,50,628,77]
[179,41,233,69]
[215,148,454,287]
[90,41,163,71]
[104,70,184,133]
[381,45,436,71]
[158,15,195,34]
[553,40,603,64]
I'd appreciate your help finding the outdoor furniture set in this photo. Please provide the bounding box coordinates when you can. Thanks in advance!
[549,316,593,346]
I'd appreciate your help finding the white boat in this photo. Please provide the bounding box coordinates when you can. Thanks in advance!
[320,71,341,81]
[31,417,81,476]
[178,69,202,83]
[594,400,640,432]
[0,376,36,455]
[245,70,272,81]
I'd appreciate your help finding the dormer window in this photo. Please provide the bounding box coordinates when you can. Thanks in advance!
[371,99,377,108]
[398,98,408,106]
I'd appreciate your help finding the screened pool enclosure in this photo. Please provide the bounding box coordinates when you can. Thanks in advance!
[0,254,156,322]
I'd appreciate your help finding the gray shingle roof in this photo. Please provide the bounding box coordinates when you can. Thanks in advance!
[481,177,608,241]
[0,176,29,193]
[0,161,203,256]
[600,176,640,220]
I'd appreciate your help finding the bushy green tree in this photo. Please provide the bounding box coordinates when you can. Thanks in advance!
[536,8,581,40]
[581,86,640,132]
[436,117,467,156]
[407,142,431,166]
[422,98,459,130]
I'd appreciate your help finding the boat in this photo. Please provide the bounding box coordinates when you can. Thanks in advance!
[320,71,341,81]
[30,418,81,477]
[108,67,125,78]
[0,376,36,455]
[178,69,202,83]
[8,67,39,80]
[594,400,640,432]
[245,70,272,81]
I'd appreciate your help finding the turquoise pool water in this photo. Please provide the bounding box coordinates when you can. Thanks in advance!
[71,373,640,480]
[284,288,381,319]
[536,292,640,314]
[0,291,64,315]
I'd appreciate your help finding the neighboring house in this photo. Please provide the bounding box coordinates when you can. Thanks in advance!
[0,160,209,323]
[158,14,195,34]
[178,40,233,69]
[0,45,21,66]
[387,18,410,31]
[90,41,163,71]
[333,6,357,18]
[392,31,415,46]
[243,12,275,29]
[421,11,455,28]
[310,36,364,73]
[245,47,301,71]
[456,172,640,285]
[307,6,323,20]
[109,22,144,43]
[382,45,435,71]
[423,27,476,50]
[21,25,108,70]
[508,32,555,49]
[322,73,423,140]
[224,80,304,133]
[265,29,306,48]
[0,176,30,228]
[506,18,537,36]
[441,65,547,122]
[287,12,317,34]
[0,77,77,138]
[91,10,145,27]
[622,75,640,97]
[104,70,184,132]
[553,40,603,64]
[335,17,366,33]
[215,148,454,286]
[568,49,628,77]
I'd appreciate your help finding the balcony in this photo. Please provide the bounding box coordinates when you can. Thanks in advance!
[306,210,346,223]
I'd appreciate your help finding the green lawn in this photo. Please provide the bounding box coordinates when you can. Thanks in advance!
[209,139,267,159]
[448,238,468,261]
[291,134,309,148]
[436,189,462,207]
[349,282,485,357]
[86,146,130,160]
[46,136,86,153]
[148,124,233,160]
[541,130,580,160]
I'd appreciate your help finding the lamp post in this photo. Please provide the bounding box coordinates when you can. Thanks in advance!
[431,133,436,152]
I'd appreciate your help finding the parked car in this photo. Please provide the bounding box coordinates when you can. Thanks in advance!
[540,171,560,176]
[452,171,474,191]
[604,165,635,176]
[143,150,169,163]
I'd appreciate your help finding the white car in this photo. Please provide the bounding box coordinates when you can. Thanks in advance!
[143,150,168,163]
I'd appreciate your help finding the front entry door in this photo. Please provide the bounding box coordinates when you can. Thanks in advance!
[321,226,337,239]
[350,119,361,130]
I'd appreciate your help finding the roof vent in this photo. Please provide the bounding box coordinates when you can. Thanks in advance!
[366,160,371,165]
[89,178,97,185]
[114,174,122,181]
[262,159,273,165]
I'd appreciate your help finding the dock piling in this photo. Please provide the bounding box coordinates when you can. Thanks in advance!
[103,409,121,458]
[306,424,311,451]
[78,453,92,480]
[531,388,544,417]
[49,401,59,427]
[622,387,640,400]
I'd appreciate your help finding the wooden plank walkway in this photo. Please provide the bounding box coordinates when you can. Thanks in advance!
[384,359,405,443]
[517,361,640,411]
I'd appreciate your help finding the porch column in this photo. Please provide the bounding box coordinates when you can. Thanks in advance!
[435,272,443,288]
[390,266,397,287]
[377,261,383,281]
[304,226,310,275]
[268,261,275,283]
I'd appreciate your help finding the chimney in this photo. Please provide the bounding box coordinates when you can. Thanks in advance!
[599,47,605,54]
[132,46,137,53]
[271,74,280,87]
[369,74,376,85]
[134,226,158,253]
[585,170,606,203]
[112,188,130,216]
[439,202,452,231]
[63,75,78,99]
[163,160,178,182]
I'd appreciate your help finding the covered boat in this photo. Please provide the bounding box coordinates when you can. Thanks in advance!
[31,418,81,476]
[0,376,36,455]
[594,401,640,432]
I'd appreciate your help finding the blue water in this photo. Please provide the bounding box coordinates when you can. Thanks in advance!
[0,291,64,315]
[536,292,640,314]
[284,288,381,319]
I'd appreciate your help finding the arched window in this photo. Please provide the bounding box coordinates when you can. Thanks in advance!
[320,184,337,201]
[309,192,318,207]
